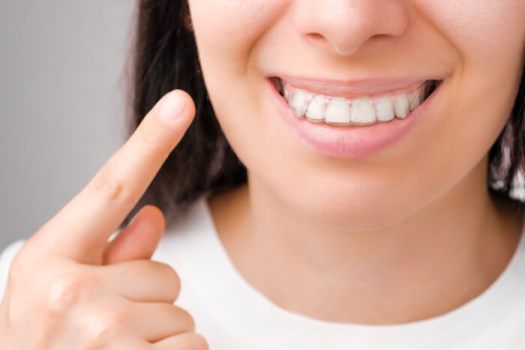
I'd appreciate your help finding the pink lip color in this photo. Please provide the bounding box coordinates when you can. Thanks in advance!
[279,74,432,98]
[268,78,441,160]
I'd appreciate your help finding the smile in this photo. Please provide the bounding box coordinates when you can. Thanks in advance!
[268,74,445,159]
[272,77,440,126]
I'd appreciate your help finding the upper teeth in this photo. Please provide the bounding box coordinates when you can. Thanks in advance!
[282,81,428,125]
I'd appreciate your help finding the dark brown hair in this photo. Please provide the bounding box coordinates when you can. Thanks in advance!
[127,0,525,223]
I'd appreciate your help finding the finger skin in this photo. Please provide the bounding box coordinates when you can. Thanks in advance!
[27,90,195,263]
[73,297,195,346]
[96,260,181,303]
[128,303,196,343]
[153,332,209,350]
[103,205,165,265]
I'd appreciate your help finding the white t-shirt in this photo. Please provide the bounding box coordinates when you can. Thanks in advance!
[1,196,525,349]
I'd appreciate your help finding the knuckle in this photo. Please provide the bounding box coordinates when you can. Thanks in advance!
[89,164,126,203]
[8,241,42,279]
[8,250,31,281]
[45,273,92,313]
[83,308,128,347]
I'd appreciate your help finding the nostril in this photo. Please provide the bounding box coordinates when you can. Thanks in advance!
[369,33,391,42]
[305,32,333,51]
[307,33,324,41]
[305,33,357,56]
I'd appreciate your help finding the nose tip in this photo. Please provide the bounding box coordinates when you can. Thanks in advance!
[294,0,409,57]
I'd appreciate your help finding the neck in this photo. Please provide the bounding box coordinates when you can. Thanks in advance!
[208,158,523,324]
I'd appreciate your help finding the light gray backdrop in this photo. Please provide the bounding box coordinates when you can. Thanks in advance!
[0,1,134,251]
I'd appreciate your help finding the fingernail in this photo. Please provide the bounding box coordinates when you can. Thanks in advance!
[158,91,187,123]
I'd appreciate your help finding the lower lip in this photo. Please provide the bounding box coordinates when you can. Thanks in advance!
[268,79,441,159]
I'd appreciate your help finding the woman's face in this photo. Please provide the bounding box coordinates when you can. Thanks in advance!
[187,0,525,228]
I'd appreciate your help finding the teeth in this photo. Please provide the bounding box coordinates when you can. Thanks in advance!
[290,90,314,118]
[305,95,327,122]
[374,96,395,122]
[408,89,423,111]
[393,95,410,119]
[282,79,433,126]
[324,97,351,124]
[350,98,376,125]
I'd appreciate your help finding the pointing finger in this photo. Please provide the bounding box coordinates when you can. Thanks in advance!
[30,90,195,262]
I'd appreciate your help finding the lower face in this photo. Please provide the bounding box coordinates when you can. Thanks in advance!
[188,0,525,229]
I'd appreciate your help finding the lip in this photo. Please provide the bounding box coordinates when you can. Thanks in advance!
[268,77,443,160]
[277,74,436,99]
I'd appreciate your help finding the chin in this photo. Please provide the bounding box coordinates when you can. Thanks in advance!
[282,183,419,231]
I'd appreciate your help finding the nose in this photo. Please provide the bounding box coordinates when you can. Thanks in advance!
[290,0,409,57]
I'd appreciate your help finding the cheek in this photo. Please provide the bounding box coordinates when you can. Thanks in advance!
[418,1,525,63]
[416,0,525,178]
[188,0,291,174]
[189,0,287,75]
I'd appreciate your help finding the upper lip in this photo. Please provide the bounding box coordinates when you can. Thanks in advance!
[275,74,438,98]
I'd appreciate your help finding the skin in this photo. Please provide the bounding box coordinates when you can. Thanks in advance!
[186,0,525,323]
[0,91,209,348]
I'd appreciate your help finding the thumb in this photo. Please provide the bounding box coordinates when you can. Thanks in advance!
[102,205,165,265]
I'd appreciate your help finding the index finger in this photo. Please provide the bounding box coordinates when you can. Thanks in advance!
[31,90,195,262]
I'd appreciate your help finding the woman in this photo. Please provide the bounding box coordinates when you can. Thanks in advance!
[1,0,525,348]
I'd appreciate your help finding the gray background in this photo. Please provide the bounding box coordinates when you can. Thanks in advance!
[1,1,134,251]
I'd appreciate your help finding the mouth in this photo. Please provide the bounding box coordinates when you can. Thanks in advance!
[270,76,442,126]
[267,74,445,159]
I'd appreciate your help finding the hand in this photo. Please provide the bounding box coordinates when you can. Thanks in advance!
[0,90,209,349]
